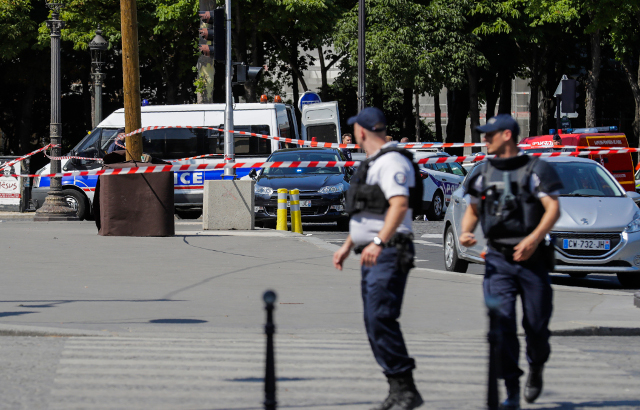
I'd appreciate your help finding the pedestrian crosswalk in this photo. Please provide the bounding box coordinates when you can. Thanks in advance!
[47,335,640,410]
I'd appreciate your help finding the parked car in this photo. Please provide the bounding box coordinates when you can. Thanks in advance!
[252,148,351,230]
[443,156,640,288]
[411,150,467,220]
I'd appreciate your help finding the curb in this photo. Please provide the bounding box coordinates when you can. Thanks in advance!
[0,324,111,337]
[552,326,640,336]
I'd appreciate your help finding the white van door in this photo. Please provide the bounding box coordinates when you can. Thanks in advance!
[301,101,341,144]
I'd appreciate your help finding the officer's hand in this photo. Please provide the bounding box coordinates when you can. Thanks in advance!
[361,243,382,267]
[333,244,351,271]
[459,232,477,247]
[513,235,538,262]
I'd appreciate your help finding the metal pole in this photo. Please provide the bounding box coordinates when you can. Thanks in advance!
[94,72,104,125]
[357,0,366,113]
[223,0,235,178]
[555,95,562,133]
[263,290,277,410]
[34,3,78,221]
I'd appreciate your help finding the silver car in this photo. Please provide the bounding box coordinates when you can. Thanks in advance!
[443,156,640,287]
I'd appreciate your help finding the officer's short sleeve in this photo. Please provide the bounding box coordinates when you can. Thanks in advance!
[375,153,414,200]
[532,159,563,195]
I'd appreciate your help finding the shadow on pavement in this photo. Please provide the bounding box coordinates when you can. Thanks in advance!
[551,274,639,292]
[149,318,207,324]
[540,400,640,409]
[0,311,35,317]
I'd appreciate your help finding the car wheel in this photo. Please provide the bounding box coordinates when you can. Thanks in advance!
[62,189,87,220]
[616,272,640,288]
[426,191,444,220]
[336,219,350,231]
[568,273,588,279]
[175,209,202,220]
[444,225,469,273]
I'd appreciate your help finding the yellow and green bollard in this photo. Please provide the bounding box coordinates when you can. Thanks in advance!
[276,188,288,231]
[289,189,303,234]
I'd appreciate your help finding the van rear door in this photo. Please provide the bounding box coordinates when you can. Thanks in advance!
[301,102,341,144]
[582,134,635,192]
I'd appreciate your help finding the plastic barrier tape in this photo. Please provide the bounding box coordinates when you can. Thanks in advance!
[0,144,56,172]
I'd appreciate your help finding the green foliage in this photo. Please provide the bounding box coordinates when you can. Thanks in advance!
[0,0,39,60]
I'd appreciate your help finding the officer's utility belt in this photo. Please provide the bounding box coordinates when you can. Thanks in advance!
[354,233,414,254]
[488,239,555,270]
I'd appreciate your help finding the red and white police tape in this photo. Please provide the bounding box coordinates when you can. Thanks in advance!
[0,144,56,173]
[8,149,638,179]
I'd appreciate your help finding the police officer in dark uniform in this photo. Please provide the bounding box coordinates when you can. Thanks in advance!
[333,107,423,410]
[460,114,563,410]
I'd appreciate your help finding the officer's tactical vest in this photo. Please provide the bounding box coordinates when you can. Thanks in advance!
[479,155,544,245]
[345,146,423,216]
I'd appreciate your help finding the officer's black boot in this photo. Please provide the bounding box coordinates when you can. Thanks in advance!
[388,371,423,410]
[500,379,520,410]
[524,365,544,403]
[370,375,401,410]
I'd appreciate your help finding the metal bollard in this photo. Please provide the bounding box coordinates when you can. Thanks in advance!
[263,290,277,410]
[276,189,288,231]
[289,189,303,234]
[486,295,502,410]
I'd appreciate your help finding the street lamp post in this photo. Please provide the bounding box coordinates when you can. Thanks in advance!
[89,25,108,127]
[34,2,78,221]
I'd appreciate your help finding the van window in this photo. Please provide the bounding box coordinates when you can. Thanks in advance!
[306,124,337,143]
[141,128,205,160]
[208,125,271,156]
[73,128,120,157]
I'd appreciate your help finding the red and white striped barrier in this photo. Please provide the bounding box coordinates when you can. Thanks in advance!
[10,149,636,179]
[0,144,56,172]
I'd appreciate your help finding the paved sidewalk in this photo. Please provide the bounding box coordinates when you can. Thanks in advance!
[0,221,639,409]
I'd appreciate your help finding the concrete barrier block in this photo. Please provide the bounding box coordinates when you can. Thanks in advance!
[203,180,255,230]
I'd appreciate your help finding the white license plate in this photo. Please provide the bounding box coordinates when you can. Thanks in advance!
[562,239,610,250]
[287,200,311,208]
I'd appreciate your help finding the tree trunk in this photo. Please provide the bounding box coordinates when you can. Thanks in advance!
[318,46,328,100]
[434,90,442,142]
[529,47,541,137]
[585,30,601,127]
[18,83,36,154]
[621,57,640,163]
[498,75,512,114]
[467,66,481,152]
[415,91,420,142]
[402,88,414,140]
[446,86,470,157]
[485,72,499,121]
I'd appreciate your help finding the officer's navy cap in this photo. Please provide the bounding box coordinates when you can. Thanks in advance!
[347,107,387,132]
[476,114,519,138]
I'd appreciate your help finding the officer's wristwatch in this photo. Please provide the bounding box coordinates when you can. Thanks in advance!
[373,236,386,248]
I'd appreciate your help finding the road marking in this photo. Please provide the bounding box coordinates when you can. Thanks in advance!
[413,239,443,248]
[421,234,442,239]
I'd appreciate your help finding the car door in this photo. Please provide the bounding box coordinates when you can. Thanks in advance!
[452,164,486,261]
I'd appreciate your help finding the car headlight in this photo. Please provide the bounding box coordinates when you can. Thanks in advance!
[625,211,640,233]
[318,184,344,194]
[254,186,273,195]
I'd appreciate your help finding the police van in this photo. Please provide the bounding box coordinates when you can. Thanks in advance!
[412,150,467,220]
[32,99,341,219]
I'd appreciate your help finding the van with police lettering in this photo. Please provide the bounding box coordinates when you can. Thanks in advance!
[520,126,636,192]
[32,99,340,219]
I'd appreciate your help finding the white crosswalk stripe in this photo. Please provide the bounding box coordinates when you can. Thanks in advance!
[47,336,640,410]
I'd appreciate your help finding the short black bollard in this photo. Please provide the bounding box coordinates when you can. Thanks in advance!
[263,290,277,410]
[486,295,502,410]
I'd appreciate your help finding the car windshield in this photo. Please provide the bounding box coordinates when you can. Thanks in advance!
[555,161,624,197]
[263,151,343,175]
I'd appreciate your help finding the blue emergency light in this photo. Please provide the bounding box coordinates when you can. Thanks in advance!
[570,126,618,134]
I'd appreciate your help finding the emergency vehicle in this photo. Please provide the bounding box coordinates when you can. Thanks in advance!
[519,126,636,192]
[32,98,341,219]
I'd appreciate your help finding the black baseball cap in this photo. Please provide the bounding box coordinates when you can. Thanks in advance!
[476,114,519,137]
[347,107,387,132]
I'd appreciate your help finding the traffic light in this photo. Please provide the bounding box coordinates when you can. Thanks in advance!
[233,63,265,84]
[198,8,224,62]
[561,78,579,113]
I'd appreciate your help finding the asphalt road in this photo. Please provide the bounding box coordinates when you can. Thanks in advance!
[300,220,640,293]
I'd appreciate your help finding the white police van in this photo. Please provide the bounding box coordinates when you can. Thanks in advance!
[413,151,467,220]
[32,99,341,219]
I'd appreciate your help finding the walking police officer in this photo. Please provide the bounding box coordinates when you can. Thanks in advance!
[333,107,423,410]
[460,114,562,410]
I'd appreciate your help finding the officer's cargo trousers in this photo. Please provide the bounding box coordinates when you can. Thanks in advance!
[483,249,553,387]
[361,243,416,376]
